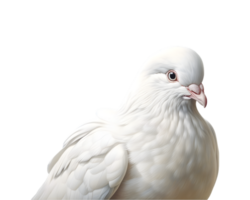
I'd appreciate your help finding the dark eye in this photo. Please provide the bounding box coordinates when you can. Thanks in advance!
[167,71,177,81]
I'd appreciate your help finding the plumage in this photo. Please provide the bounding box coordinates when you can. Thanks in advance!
[32,47,219,200]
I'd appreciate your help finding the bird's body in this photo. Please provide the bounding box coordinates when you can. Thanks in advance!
[32,47,219,200]
[111,102,218,199]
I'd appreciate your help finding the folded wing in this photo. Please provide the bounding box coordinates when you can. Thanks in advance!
[206,121,219,178]
[32,123,128,200]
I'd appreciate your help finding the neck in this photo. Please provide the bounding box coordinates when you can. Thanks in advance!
[117,88,201,125]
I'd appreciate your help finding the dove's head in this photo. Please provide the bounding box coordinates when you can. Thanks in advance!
[133,47,207,112]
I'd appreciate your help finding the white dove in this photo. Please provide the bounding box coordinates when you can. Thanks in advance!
[32,47,219,200]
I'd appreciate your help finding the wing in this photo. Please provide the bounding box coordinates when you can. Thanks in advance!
[206,121,219,178]
[32,123,128,200]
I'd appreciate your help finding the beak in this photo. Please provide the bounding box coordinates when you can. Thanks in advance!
[185,83,207,107]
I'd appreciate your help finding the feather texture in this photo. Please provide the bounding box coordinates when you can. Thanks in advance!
[32,125,128,200]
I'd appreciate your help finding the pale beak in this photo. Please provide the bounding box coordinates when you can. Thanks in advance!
[184,83,207,107]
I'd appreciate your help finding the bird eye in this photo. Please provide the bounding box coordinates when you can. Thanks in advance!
[167,71,177,81]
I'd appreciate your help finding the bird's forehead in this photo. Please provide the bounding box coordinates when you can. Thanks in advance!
[156,47,203,70]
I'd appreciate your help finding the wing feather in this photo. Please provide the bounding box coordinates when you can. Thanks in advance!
[32,124,128,200]
[206,121,219,178]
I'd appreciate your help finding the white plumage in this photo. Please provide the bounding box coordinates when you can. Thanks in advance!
[32,47,219,200]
